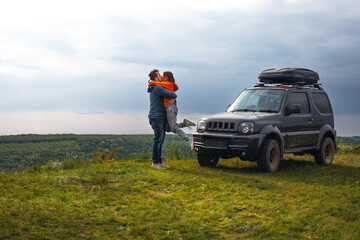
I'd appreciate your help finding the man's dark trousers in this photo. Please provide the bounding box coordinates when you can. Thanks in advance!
[149,118,166,164]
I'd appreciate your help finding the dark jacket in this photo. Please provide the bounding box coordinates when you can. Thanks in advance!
[148,85,177,119]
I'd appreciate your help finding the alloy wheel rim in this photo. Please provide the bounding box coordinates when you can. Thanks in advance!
[324,143,333,162]
[269,147,279,164]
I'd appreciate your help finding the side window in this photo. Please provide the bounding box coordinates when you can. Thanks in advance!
[312,92,331,114]
[287,92,310,114]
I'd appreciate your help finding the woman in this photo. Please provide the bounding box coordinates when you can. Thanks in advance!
[148,71,195,146]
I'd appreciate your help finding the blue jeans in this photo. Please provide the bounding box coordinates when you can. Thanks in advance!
[149,118,166,164]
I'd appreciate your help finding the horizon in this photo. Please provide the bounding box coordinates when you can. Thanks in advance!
[1,132,359,138]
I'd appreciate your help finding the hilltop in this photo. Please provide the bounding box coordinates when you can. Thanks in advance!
[0,153,359,239]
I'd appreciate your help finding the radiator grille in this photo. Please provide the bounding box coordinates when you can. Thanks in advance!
[207,121,236,132]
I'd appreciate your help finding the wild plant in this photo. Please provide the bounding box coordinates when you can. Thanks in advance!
[90,147,120,163]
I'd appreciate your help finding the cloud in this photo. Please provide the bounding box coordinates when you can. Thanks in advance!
[335,114,360,137]
[0,0,359,134]
[0,111,151,135]
[0,110,201,135]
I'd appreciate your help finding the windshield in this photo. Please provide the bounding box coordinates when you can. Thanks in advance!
[227,89,285,113]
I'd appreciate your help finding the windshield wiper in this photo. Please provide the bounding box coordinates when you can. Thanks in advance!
[232,109,256,112]
[258,110,278,113]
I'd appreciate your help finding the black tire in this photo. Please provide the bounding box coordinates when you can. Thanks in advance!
[257,139,281,172]
[315,137,335,165]
[197,154,219,167]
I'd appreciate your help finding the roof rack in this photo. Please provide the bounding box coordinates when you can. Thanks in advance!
[254,82,323,90]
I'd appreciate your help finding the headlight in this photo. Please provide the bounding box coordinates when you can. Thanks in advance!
[239,122,254,134]
[197,120,206,132]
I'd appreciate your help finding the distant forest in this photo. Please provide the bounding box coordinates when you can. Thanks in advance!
[337,136,360,145]
[0,134,195,172]
[0,134,358,172]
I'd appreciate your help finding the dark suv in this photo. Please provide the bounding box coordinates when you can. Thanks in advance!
[193,68,336,172]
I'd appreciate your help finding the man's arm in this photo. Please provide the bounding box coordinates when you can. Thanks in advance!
[155,86,177,99]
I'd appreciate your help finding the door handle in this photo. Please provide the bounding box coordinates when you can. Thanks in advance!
[308,118,313,123]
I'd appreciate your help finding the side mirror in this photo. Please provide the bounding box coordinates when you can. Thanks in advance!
[226,103,231,111]
[287,104,301,115]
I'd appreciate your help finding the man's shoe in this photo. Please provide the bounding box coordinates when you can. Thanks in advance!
[160,163,170,168]
[151,163,166,169]
[183,119,196,127]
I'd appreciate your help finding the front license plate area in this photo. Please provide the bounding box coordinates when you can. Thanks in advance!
[205,138,228,149]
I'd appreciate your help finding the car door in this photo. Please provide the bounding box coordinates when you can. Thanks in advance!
[281,91,315,149]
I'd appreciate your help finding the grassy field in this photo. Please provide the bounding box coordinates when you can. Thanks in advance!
[0,153,359,239]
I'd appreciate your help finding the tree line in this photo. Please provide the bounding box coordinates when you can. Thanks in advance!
[1,134,358,172]
[0,134,195,172]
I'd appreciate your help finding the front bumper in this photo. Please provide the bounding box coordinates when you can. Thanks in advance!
[193,131,264,161]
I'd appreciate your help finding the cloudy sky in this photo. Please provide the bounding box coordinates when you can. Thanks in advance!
[0,0,359,136]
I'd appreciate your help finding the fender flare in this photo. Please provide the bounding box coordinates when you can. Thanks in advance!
[317,124,336,150]
[258,125,285,157]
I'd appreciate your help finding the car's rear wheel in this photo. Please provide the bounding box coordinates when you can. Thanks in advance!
[315,137,335,165]
[257,139,281,172]
[197,154,219,167]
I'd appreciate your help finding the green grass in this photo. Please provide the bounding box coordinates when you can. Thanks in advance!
[0,154,359,239]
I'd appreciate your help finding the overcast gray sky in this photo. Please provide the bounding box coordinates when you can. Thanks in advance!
[0,0,359,136]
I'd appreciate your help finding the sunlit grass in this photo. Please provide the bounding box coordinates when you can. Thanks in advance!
[0,153,359,239]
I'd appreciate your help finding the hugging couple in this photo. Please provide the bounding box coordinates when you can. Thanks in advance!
[147,69,195,169]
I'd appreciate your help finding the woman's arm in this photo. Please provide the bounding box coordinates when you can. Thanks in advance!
[149,81,178,92]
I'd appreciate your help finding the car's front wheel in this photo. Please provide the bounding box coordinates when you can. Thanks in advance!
[197,154,219,167]
[315,137,335,165]
[257,139,281,172]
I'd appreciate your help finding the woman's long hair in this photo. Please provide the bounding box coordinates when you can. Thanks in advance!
[163,71,175,83]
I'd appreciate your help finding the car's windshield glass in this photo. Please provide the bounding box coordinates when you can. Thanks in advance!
[227,89,285,113]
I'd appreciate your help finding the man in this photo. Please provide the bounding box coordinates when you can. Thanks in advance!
[148,69,177,169]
